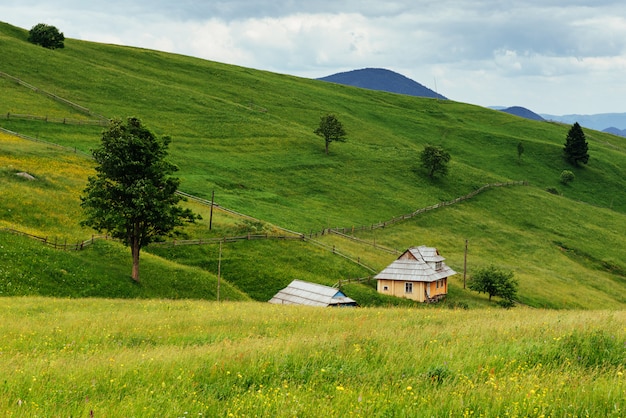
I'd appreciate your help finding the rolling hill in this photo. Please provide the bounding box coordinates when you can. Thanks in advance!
[1,21,626,308]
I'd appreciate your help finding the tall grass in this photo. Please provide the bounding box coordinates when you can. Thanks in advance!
[0,298,623,416]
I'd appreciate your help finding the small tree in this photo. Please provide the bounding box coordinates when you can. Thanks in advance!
[314,114,347,155]
[560,169,575,185]
[563,122,589,166]
[420,145,451,178]
[81,117,199,282]
[28,23,65,49]
[468,265,518,305]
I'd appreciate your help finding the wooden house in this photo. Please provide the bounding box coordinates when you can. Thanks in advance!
[375,246,456,302]
[269,279,358,307]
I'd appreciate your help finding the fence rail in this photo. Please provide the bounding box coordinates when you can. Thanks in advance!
[151,233,305,246]
[1,228,109,251]
[312,181,529,237]
[0,71,108,120]
[0,126,91,157]
[2,112,108,126]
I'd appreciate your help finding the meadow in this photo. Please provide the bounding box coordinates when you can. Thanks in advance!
[2,20,626,308]
[1,19,626,417]
[1,297,624,417]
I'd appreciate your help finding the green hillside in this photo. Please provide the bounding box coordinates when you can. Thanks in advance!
[1,21,626,308]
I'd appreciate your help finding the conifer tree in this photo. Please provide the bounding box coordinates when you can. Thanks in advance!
[563,122,589,166]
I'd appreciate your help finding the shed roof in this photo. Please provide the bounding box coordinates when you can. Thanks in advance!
[269,280,357,307]
[375,246,456,283]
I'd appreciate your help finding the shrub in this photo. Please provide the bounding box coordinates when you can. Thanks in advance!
[560,170,575,185]
[28,23,65,49]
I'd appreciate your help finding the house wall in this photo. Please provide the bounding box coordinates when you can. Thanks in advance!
[377,279,425,302]
[428,278,447,300]
[377,278,448,303]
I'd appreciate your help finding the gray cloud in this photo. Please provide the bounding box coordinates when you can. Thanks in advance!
[4,0,626,114]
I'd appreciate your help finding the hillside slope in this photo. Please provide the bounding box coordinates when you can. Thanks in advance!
[1,21,626,308]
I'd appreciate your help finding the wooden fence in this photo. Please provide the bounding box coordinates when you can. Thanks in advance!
[1,228,109,251]
[0,70,108,120]
[312,181,529,237]
[2,112,108,126]
[151,233,304,246]
[0,126,91,157]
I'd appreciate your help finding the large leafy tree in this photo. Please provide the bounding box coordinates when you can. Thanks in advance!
[563,122,589,166]
[314,114,347,154]
[28,23,65,49]
[81,117,198,282]
[420,145,451,178]
[468,265,518,304]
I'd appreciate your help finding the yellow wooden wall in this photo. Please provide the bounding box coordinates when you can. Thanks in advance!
[377,278,447,302]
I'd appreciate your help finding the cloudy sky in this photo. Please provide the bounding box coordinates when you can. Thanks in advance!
[5,0,626,115]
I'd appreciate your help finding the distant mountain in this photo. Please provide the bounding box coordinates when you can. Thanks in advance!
[603,127,626,137]
[499,106,545,121]
[541,112,626,132]
[318,68,446,100]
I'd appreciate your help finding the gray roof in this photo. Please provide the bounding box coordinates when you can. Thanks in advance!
[374,246,456,283]
[410,246,445,263]
[269,280,357,307]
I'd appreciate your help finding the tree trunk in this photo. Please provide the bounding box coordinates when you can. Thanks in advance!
[325,140,329,155]
[131,236,140,282]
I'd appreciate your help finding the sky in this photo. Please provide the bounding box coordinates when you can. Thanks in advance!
[4,0,626,115]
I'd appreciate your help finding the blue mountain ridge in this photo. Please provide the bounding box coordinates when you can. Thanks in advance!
[317,68,446,100]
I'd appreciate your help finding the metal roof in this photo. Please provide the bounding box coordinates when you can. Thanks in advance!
[375,246,456,283]
[269,279,357,307]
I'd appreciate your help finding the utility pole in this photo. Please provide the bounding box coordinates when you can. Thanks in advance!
[217,241,222,302]
[209,190,215,231]
[463,239,468,289]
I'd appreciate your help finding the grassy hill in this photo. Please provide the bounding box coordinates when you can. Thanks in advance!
[1,21,626,308]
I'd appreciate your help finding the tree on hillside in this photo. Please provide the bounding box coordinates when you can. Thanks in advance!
[314,114,347,154]
[420,145,451,178]
[468,265,518,306]
[517,141,524,162]
[81,117,199,282]
[563,122,589,166]
[28,23,65,49]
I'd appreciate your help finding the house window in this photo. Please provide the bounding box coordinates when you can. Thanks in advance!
[383,285,389,291]
[436,280,439,289]
[435,261,442,270]
[405,282,413,294]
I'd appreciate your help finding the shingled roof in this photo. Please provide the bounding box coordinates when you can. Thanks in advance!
[374,246,456,283]
[269,280,357,307]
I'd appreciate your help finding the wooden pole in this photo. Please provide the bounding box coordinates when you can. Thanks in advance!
[209,190,215,231]
[217,241,222,302]
[463,239,468,289]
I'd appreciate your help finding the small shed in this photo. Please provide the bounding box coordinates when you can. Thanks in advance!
[269,279,357,307]
[375,246,456,303]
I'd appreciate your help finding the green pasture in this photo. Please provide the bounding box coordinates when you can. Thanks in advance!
[0,298,624,417]
[1,21,626,309]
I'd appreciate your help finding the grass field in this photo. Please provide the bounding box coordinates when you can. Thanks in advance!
[1,19,626,418]
[0,297,624,417]
[2,19,626,308]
